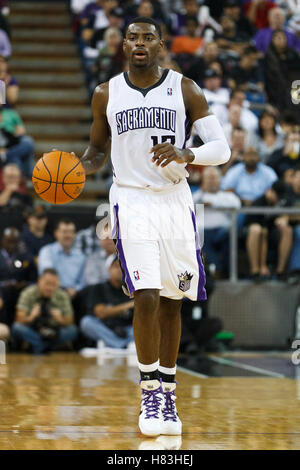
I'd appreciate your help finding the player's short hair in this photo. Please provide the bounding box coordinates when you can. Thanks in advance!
[125,17,162,39]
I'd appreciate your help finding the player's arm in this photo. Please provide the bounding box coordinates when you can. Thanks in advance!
[80,82,110,175]
[151,77,231,167]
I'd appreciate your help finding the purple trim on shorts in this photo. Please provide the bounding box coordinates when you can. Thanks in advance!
[190,208,207,301]
[114,203,135,294]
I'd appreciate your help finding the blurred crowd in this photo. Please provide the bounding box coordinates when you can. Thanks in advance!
[0,0,300,354]
[0,1,36,193]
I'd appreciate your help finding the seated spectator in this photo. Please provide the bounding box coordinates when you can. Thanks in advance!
[288,166,300,279]
[202,68,230,108]
[80,255,134,349]
[171,15,203,55]
[268,129,300,178]
[38,219,86,299]
[244,0,276,29]
[38,219,86,298]
[89,7,124,50]
[0,164,32,212]
[216,14,250,55]
[264,29,300,112]
[0,27,10,58]
[158,42,181,72]
[221,146,278,205]
[223,0,254,39]
[0,106,35,177]
[12,268,78,355]
[227,45,264,92]
[221,126,246,174]
[186,41,220,83]
[21,206,53,263]
[172,0,221,37]
[81,0,118,43]
[0,287,9,341]
[92,26,124,84]
[255,7,300,53]
[193,167,241,277]
[223,103,243,143]
[0,56,19,107]
[279,111,300,136]
[0,227,36,325]
[212,88,259,133]
[244,181,292,280]
[84,234,116,286]
[251,109,285,163]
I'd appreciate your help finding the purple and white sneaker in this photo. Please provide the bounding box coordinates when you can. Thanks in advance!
[139,380,163,436]
[161,382,182,435]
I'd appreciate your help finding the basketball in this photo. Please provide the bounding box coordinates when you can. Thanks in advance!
[32,150,86,204]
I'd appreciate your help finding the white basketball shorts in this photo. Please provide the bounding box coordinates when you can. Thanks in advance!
[109,180,206,301]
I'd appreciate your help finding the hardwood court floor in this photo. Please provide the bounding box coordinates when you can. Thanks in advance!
[0,352,300,450]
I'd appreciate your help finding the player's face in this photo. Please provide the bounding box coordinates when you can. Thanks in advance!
[124,23,163,68]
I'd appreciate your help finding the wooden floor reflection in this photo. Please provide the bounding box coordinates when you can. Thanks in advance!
[1,353,300,450]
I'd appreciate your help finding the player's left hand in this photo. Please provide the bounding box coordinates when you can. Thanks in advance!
[151,143,194,167]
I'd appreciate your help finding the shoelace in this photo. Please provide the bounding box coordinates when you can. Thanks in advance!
[163,390,177,422]
[142,388,163,419]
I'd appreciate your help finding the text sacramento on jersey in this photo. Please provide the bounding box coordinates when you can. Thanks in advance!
[116,106,176,135]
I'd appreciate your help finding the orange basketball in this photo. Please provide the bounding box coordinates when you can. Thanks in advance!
[32,150,86,204]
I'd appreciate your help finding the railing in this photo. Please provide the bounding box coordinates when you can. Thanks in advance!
[224,207,300,282]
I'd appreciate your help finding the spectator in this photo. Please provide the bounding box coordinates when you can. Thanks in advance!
[279,111,300,136]
[74,222,99,255]
[202,68,230,108]
[158,42,181,72]
[223,103,243,143]
[288,166,300,278]
[264,29,300,112]
[0,164,32,212]
[268,129,300,178]
[171,15,204,55]
[227,45,264,92]
[221,146,278,205]
[0,56,19,107]
[80,255,134,349]
[193,167,241,277]
[186,41,220,82]
[0,288,9,341]
[222,126,246,174]
[93,26,124,84]
[0,28,10,58]
[81,0,118,43]
[172,0,221,37]
[244,0,276,29]
[212,88,259,133]
[0,227,36,325]
[38,219,86,298]
[0,106,35,177]
[252,109,285,163]
[12,268,78,355]
[244,180,292,280]
[216,14,250,55]
[21,206,53,263]
[84,234,116,286]
[223,0,254,39]
[255,7,300,53]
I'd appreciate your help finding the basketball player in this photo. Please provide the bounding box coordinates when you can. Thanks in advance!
[79,17,230,436]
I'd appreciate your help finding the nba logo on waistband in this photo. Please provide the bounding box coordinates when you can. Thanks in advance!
[134,270,140,280]
[167,88,172,96]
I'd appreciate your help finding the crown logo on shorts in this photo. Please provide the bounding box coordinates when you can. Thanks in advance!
[177,271,193,292]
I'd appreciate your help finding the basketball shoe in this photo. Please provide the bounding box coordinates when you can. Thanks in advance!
[161,382,182,435]
[139,379,164,436]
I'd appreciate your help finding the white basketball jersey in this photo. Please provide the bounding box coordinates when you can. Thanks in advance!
[106,69,190,191]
